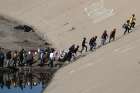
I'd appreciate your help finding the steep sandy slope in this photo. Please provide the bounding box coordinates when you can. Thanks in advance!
[45,27,140,93]
[0,0,139,49]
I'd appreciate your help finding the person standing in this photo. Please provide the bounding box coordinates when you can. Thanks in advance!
[6,51,12,67]
[12,51,18,68]
[101,30,108,45]
[19,49,25,66]
[0,48,5,67]
[109,28,116,42]
[40,51,45,66]
[22,51,27,66]
[26,51,33,66]
[80,37,88,53]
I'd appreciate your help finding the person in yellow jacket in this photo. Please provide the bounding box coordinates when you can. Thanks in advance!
[128,14,136,29]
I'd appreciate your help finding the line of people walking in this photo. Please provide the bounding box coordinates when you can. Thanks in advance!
[0,14,136,68]
[60,14,136,62]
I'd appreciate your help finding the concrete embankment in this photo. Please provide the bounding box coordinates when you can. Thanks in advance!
[0,0,139,49]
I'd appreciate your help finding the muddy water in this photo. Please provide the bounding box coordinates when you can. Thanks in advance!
[0,70,53,93]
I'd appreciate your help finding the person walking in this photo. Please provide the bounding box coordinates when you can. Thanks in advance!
[109,28,116,42]
[92,36,98,49]
[67,44,75,62]
[123,20,131,35]
[74,45,79,55]
[129,14,136,29]
[101,30,108,45]
[73,45,79,60]
[89,36,94,51]
[80,37,88,53]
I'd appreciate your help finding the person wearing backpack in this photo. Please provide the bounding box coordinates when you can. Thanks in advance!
[123,20,131,35]
[101,30,108,45]
[128,14,136,29]
[109,28,116,42]
[89,36,94,51]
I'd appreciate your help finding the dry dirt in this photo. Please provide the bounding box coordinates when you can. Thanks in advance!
[0,16,49,50]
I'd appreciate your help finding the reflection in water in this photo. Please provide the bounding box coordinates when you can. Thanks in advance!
[0,70,52,93]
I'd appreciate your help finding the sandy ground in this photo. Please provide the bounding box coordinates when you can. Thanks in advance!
[0,16,49,50]
[0,0,140,93]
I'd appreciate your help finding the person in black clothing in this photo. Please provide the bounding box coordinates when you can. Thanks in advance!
[67,44,75,62]
[69,44,75,53]
[19,49,25,66]
[123,20,131,35]
[89,36,98,51]
[101,30,108,45]
[0,48,5,67]
[89,36,94,51]
[6,51,12,67]
[26,51,33,66]
[80,37,88,53]
[92,36,97,49]
[74,45,79,54]
[109,28,116,42]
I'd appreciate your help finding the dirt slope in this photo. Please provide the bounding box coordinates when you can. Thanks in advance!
[0,0,139,49]
[0,16,48,50]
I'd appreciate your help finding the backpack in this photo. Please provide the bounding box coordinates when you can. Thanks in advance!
[122,23,130,29]
[122,23,127,28]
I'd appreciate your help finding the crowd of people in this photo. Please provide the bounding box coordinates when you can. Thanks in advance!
[0,14,136,68]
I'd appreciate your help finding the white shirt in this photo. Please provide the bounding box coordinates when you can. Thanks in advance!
[49,53,54,60]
